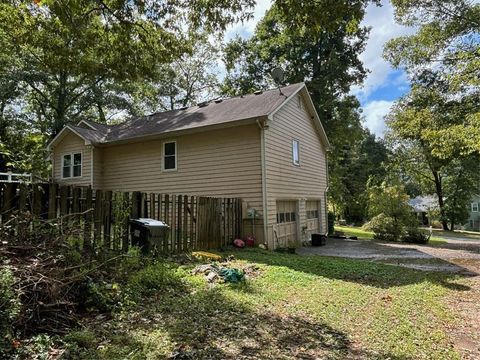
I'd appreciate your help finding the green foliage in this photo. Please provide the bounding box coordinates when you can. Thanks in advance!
[364,183,417,242]
[334,132,389,222]
[0,266,21,355]
[402,228,429,244]
[328,211,336,236]
[364,213,403,242]
[367,183,414,223]
[83,281,124,313]
[0,0,254,172]
[222,1,383,222]
[60,249,463,359]
[64,330,97,350]
[136,38,221,113]
[127,262,183,301]
[386,84,480,230]
[14,334,56,360]
[384,0,480,157]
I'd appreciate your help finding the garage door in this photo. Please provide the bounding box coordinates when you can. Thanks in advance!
[306,200,320,238]
[275,200,297,247]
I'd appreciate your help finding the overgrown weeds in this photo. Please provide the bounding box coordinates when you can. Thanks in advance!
[0,211,163,358]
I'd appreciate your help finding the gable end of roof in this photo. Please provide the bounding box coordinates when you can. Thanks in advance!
[46,125,94,151]
[267,84,330,149]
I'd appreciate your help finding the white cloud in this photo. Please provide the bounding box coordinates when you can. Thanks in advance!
[362,100,394,136]
[352,0,414,101]
[224,0,272,41]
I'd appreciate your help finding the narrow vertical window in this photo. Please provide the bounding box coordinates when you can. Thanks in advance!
[292,139,300,166]
[62,154,71,178]
[163,141,177,171]
[472,203,479,212]
[73,153,82,177]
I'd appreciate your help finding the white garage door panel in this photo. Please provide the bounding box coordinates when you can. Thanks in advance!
[275,200,297,247]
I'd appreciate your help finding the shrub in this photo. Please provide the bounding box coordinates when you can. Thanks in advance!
[401,228,429,244]
[364,213,403,242]
[365,182,419,242]
[64,330,97,349]
[0,266,21,355]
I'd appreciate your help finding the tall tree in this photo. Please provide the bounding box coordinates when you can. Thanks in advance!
[384,0,480,157]
[222,0,379,216]
[332,130,389,222]
[386,85,480,230]
[0,0,253,135]
[133,39,221,113]
[0,0,254,173]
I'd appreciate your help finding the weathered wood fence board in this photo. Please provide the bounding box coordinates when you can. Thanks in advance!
[0,183,242,254]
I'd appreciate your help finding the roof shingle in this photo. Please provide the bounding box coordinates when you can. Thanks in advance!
[96,83,303,143]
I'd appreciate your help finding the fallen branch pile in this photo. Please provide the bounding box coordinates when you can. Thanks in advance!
[0,211,122,337]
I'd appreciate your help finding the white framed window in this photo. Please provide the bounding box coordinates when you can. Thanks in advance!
[472,202,479,212]
[62,152,82,179]
[292,139,300,166]
[162,140,177,171]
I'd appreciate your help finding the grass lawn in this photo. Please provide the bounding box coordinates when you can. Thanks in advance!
[64,249,466,360]
[335,225,448,245]
[334,225,374,239]
[425,228,480,240]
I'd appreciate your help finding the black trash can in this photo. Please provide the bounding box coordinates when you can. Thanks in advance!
[130,218,169,254]
[311,233,327,246]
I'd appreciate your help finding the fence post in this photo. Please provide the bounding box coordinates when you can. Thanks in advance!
[84,187,93,252]
[131,191,141,219]
[48,183,58,219]
[59,186,69,216]
[94,189,103,250]
[163,194,170,253]
[103,190,112,250]
[122,192,130,252]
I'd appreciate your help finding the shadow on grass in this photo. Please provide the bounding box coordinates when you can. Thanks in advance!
[231,248,473,290]
[66,284,412,360]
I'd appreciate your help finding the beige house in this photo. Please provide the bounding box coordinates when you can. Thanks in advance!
[47,83,329,249]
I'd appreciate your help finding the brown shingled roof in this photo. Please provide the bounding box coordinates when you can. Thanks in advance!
[49,82,327,150]
[68,125,108,143]
[105,82,304,143]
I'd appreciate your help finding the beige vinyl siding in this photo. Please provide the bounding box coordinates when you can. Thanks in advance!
[53,132,92,187]
[92,147,103,189]
[100,124,263,211]
[264,93,328,248]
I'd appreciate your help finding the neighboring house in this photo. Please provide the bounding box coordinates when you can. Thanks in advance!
[408,195,438,226]
[465,194,480,231]
[47,83,330,249]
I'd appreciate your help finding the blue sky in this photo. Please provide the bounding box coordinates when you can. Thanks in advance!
[224,0,414,137]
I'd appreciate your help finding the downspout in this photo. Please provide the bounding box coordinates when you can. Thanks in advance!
[90,146,94,188]
[257,118,269,247]
[51,150,54,182]
[324,150,329,235]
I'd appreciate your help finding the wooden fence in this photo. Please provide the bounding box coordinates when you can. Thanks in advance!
[0,183,242,254]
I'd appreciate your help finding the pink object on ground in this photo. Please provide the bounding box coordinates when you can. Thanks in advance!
[233,239,245,248]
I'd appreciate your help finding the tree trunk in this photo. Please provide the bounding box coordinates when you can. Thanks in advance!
[54,71,68,134]
[432,170,449,230]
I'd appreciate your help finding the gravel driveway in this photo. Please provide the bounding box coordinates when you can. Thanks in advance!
[297,237,480,274]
